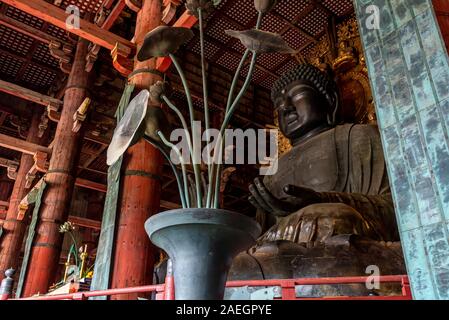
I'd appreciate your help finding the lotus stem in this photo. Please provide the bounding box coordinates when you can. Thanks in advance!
[169,53,203,208]
[210,11,264,208]
[205,49,251,208]
[157,130,190,208]
[256,10,263,29]
[150,138,187,208]
[199,9,212,186]
[161,94,194,158]
[212,52,258,207]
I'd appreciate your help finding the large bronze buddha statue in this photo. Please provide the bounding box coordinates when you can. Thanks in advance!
[227,64,406,298]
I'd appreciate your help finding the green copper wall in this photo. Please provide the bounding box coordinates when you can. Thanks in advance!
[354,0,449,299]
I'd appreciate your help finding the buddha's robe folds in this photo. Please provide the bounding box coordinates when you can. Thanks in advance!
[261,124,399,243]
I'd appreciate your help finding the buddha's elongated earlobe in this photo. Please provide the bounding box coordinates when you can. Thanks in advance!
[327,91,339,126]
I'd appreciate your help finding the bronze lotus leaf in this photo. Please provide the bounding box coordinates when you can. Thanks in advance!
[137,26,194,61]
[186,0,215,18]
[225,29,295,54]
[107,90,149,166]
[254,0,277,13]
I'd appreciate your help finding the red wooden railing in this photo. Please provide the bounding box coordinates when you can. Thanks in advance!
[2,274,412,300]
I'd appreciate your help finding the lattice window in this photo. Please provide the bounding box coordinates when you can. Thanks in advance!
[322,0,354,17]
[282,28,310,50]
[191,40,221,60]
[46,24,69,42]
[257,52,288,70]
[0,25,35,57]
[225,0,257,26]
[276,59,298,76]
[300,42,316,58]
[241,63,265,83]
[231,40,246,54]
[21,64,56,88]
[259,74,278,90]
[297,7,329,37]
[61,0,104,14]
[206,18,238,44]
[0,51,23,78]
[33,43,59,68]
[216,51,241,71]
[273,0,309,21]
[261,13,287,34]
[5,6,44,30]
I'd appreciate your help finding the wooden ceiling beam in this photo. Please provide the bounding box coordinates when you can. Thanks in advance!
[75,178,107,193]
[0,12,71,46]
[67,215,101,230]
[101,0,126,31]
[0,79,62,108]
[0,133,51,155]
[1,0,135,53]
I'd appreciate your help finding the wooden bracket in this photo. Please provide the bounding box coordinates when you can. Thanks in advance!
[25,173,36,189]
[162,0,183,24]
[49,40,74,74]
[125,0,142,13]
[24,151,49,188]
[47,102,61,122]
[38,112,49,138]
[33,151,49,173]
[7,164,18,180]
[0,156,19,180]
[17,203,29,221]
[85,44,101,73]
[111,42,133,77]
[72,97,91,133]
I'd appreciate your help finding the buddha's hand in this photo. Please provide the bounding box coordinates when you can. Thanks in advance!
[248,178,321,217]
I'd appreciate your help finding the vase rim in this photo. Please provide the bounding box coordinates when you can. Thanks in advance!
[145,208,262,240]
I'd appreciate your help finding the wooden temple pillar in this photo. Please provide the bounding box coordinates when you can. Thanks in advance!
[0,111,43,281]
[110,0,164,300]
[21,38,90,297]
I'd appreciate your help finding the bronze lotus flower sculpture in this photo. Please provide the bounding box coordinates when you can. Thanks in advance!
[137,26,194,61]
[254,0,277,13]
[225,29,295,54]
[122,0,293,209]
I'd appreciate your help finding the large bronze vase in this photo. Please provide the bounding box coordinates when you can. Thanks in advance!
[145,209,261,300]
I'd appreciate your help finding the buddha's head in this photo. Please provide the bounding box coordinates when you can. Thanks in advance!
[271,64,339,145]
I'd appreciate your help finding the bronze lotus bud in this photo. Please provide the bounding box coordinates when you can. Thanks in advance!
[254,0,277,13]
[137,26,194,62]
[143,106,171,147]
[186,0,215,18]
[225,29,295,54]
[149,81,170,104]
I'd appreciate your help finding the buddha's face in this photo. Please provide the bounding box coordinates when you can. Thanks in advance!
[275,80,330,142]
